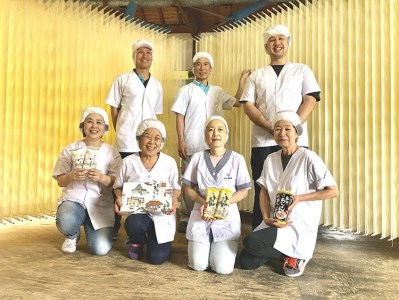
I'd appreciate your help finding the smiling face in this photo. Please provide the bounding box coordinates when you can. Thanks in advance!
[193,57,212,84]
[205,119,227,149]
[264,34,289,61]
[134,46,153,70]
[139,127,163,156]
[83,113,105,139]
[273,120,298,148]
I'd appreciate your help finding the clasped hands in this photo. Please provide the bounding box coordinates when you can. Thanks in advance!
[70,168,102,182]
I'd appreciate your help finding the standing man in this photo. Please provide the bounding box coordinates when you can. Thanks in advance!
[105,39,163,238]
[171,51,250,233]
[106,39,163,157]
[240,24,321,230]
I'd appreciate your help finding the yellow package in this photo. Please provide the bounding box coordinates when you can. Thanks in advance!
[214,189,233,220]
[203,188,220,220]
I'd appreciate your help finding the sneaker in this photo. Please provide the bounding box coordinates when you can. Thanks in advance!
[128,244,143,260]
[178,221,188,233]
[62,237,77,253]
[283,256,308,277]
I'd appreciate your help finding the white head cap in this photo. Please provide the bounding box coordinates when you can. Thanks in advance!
[193,51,214,68]
[205,115,229,142]
[132,39,153,53]
[79,106,109,137]
[136,119,166,150]
[271,111,303,136]
[263,24,291,46]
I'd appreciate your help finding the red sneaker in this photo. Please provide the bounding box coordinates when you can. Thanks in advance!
[283,256,308,277]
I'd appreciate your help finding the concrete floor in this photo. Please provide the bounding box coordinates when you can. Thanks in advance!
[0,212,398,300]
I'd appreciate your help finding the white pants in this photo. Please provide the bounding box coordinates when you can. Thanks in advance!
[188,238,238,275]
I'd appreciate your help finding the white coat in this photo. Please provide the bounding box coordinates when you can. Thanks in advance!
[52,141,122,230]
[171,82,236,155]
[255,147,337,259]
[240,62,320,148]
[105,71,163,152]
[113,152,181,244]
[183,150,251,243]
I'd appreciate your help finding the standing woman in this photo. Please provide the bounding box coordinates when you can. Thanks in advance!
[114,119,181,265]
[182,116,251,275]
[53,107,122,255]
[239,111,339,277]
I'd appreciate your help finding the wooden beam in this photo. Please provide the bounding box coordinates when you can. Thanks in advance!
[175,0,198,38]
[158,7,165,24]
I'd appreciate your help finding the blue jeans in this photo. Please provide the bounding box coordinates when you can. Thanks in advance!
[251,146,281,230]
[56,201,113,256]
[124,213,172,265]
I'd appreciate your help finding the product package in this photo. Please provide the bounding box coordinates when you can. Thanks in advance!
[83,146,99,170]
[214,189,233,220]
[120,181,173,214]
[70,147,86,169]
[203,188,233,220]
[273,190,294,224]
[203,188,220,220]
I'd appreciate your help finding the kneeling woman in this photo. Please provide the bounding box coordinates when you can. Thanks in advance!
[53,106,122,255]
[114,119,181,265]
[182,116,251,274]
[239,111,339,277]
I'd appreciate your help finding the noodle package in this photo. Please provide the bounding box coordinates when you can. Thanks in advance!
[70,147,85,169]
[273,190,293,224]
[203,188,233,220]
[83,146,99,170]
[203,188,219,220]
[214,189,233,220]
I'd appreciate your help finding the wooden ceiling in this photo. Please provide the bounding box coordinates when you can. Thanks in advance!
[87,1,297,38]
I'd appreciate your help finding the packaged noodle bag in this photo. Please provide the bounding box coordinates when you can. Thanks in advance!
[203,188,220,220]
[83,146,99,170]
[273,190,294,224]
[70,147,85,169]
[120,181,173,215]
[214,189,233,220]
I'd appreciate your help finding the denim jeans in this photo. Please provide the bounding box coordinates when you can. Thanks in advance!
[124,213,172,265]
[56,201,113,256]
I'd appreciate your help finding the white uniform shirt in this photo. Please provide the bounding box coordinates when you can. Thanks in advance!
[105,71,163,152]
[240,62,320,148]
[255,147,337,259]
[114,152,181,244]
[171,82,236,155]
[52,141,122,230]
[182,150,252,243]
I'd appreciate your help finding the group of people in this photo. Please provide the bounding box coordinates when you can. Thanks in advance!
[52,24,339,277]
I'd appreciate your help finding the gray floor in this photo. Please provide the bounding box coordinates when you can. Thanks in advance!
[1,212,398,300]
